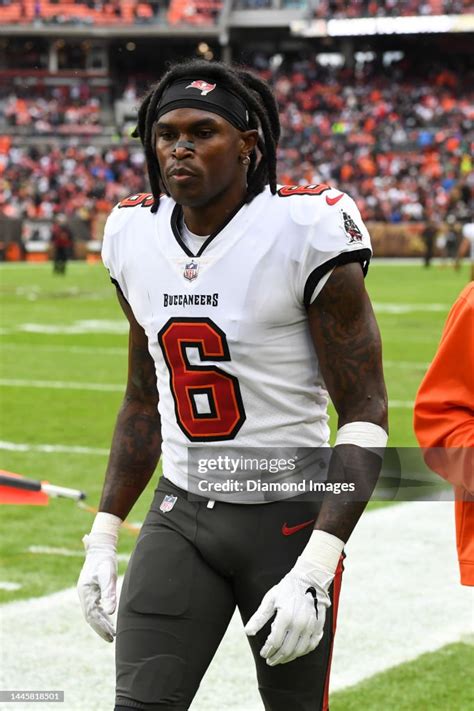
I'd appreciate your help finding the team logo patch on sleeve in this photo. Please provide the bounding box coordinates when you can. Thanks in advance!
[186,80,216,96]
[343,211,363,243]
[183,260,199,282]
[160,494,178,513]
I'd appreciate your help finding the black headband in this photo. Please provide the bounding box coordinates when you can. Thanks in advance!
[156,78,249,131]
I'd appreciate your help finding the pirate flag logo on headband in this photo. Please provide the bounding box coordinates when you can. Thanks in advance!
[186,80,217,96]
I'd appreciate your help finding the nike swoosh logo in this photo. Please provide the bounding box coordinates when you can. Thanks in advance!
[281,519,316,536]
[326,193,344,206]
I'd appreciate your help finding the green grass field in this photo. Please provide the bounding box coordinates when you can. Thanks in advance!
[0,260,471,709]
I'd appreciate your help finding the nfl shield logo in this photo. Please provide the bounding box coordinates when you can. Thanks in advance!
[183,260,199,282]
[160,494,177,513]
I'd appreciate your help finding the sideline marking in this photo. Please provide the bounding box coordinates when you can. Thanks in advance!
[0,440,109,456]
[0,502,471,711]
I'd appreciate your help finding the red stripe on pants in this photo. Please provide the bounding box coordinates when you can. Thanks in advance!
[322,555,344,711]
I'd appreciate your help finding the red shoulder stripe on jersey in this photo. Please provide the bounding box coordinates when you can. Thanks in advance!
[118,193,155,209]
[277,184,331,198]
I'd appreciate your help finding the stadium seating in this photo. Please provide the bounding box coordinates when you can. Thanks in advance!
[313,0,472,18]
[1,53,471,228]
[0,0,470,25]
[233,0,472,14]
[168,0,223,24]
[0,0,223,25]
[0,1,156,25]
[2,94,102,134]
[265,57,473,223]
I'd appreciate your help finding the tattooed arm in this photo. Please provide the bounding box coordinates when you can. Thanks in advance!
[308,262,388,542]
[98,288,162,520]
[244,263,388,662]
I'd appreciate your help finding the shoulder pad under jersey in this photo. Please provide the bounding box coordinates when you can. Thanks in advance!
[104,193,158,237]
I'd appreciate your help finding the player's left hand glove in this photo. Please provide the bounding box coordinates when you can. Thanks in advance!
[245,530,344,666]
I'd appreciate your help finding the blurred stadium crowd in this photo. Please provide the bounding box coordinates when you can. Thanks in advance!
[2,84,102,134]
[312,0,472,16]
[1,0,471,21]
[0,54,472,227]
[268,57,472,223]
[0,0,223,26]
[233,0,471,15]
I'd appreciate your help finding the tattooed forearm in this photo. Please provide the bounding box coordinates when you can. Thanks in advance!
[314,445,383,541]
[128,342,159,402]
[309,263,388,426]
[308,263,388,542]
[98,292,162,519]
[99,401,161,518]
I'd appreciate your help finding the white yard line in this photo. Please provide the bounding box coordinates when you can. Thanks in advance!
[1,376,415,408]
[0,343,127,356]
[0,321,128,336]
[21,321,128,334]
[0,582,22,592]
[0,441,109,456]
[0,379,123,393]
[1,348,428,369]
[372,303,449,313]
[0,502,472,711]
[370,258,462,266]
[27,546,130,563]
[384,360,430,369]
[0,258,449,269]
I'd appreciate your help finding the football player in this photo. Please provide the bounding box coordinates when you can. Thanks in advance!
[77,60,388,711]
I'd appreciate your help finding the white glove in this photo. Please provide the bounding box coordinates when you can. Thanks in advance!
[77,513,121,643]
[245,530,343,666]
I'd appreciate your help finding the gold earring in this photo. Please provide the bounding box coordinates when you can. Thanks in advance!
[241,155,250,165]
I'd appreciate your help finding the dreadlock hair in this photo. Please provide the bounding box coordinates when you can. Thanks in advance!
[133,59,281,213]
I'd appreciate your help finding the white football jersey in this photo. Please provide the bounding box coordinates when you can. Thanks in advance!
[102,185,372,495]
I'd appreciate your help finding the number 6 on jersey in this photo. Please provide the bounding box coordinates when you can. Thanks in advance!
[158,318,246,441]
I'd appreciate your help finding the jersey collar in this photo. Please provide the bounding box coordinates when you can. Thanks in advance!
[170,198,247,258]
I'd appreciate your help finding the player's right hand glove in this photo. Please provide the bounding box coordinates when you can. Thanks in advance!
[77,513,121,642]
